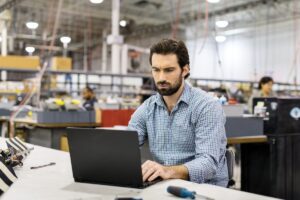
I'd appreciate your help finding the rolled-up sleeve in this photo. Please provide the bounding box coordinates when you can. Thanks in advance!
[128,102,148,146]
[184,100,226,183]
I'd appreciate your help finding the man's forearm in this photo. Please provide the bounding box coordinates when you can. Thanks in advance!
[166,165,189,180]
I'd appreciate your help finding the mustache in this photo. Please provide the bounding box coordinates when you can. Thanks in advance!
[156,81,170,85]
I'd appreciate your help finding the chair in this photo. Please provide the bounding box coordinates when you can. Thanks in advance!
[226,149,235,187]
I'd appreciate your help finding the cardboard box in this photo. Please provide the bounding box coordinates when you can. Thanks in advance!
[0,56,40,70]
[51,57,72,71]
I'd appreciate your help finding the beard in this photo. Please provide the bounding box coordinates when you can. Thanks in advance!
[155,74,183,96]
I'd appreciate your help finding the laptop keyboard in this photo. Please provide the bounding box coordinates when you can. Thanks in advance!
[142,177,162,188]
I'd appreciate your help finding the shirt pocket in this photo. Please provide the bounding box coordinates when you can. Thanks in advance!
[171,120,195,147]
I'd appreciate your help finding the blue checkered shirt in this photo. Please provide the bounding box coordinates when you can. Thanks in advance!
[128,82,228,186]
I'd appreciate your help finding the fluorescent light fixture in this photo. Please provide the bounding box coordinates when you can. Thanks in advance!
[216,20,229,28]
[90,0,104,4]
[215,35,226,43]
[223,28,249,36]
[25,46,35,53]
[26,21,39,30]
[119,20,127,27]
[0,36,2,42]
[207,0,220,3]
[60,36,71,44]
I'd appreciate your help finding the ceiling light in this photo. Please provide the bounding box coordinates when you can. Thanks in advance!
[207,0,220,3]
[215,35,226,43]
[25,46,35,53]
[90,0,104,4]
[216,20,229,28]
[119,20,127,27]
[26,21,39,30]
[60,36,71,44]
[0,36,2,42]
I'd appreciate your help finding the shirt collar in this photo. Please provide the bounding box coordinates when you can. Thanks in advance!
[154,81,191,107]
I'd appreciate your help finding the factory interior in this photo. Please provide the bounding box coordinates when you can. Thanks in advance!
[0,0,299,199]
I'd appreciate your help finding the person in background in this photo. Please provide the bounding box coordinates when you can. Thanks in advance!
[82,86,97,110]
[248,76,275,113]
[128,39,228,187]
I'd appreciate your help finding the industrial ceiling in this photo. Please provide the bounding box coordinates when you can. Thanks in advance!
[0,0,298,54]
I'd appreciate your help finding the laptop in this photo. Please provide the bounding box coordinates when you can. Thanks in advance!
[67,127,161,188]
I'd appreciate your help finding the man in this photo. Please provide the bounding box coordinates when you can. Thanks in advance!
[128,39,228,187]
[82,86,97,111]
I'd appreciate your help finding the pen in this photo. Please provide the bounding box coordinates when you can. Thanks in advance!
[30,162,56,169]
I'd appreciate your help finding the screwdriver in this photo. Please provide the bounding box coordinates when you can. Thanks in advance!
[167,186,214,200]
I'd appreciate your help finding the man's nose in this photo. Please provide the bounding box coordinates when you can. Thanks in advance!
[158,71,167,82]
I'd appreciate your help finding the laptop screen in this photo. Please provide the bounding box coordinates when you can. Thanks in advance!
[67,128,144,188]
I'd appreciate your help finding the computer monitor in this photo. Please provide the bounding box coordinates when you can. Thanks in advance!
[253,98,300,134]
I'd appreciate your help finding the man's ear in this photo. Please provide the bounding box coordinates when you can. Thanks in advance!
[182,65,190,78]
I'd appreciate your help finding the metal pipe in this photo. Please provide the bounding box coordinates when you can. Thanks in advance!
[111,0,121,74]
[83,30,88,71]
[1,21,7,56]
[102,29,107,73]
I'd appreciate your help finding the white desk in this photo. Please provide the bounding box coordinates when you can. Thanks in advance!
[0,139,280,200]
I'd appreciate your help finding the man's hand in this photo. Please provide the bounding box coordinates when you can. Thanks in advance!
[142,160,189,182]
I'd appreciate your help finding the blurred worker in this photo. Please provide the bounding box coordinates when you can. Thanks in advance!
[82,86,97,111]
[248,76,275,113]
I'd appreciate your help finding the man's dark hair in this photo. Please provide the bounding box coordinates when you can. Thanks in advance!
[258,76,273,89]
[149,38,190,79]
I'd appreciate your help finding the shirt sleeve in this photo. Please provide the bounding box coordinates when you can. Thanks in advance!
[128,102,148,146]
[183,100,226,183]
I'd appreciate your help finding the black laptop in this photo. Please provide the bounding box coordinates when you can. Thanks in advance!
[67,127,160,188]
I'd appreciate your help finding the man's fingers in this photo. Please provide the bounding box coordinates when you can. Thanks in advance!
[141,160,164,182]
[142,166,151,176]
[142,162,151,176]
[148,170,160,182]
[142,160,155,176]
[143,167,155,182]
[141,160,151,168]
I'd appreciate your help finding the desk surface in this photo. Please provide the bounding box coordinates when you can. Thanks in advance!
[2,117,267,144]
[0,139,279,200]
[227,135,268,145]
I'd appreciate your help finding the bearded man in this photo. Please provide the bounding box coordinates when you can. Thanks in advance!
[128,39,228,187]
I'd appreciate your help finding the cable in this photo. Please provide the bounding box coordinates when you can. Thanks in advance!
[40,1,56,57]
[169,0,176,29]
[197,0,209,55]
[171,0,181,39]
[191,0,209,77]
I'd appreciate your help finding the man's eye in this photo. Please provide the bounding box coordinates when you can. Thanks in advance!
[165,69,174,72]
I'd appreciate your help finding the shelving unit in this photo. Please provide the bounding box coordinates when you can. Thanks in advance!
[0,68,299,102]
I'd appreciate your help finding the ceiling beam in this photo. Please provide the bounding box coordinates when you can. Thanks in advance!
[131,0,293,37]
[0,0,24,13]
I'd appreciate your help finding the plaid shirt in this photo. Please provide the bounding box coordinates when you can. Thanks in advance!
[128,82,228,186]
